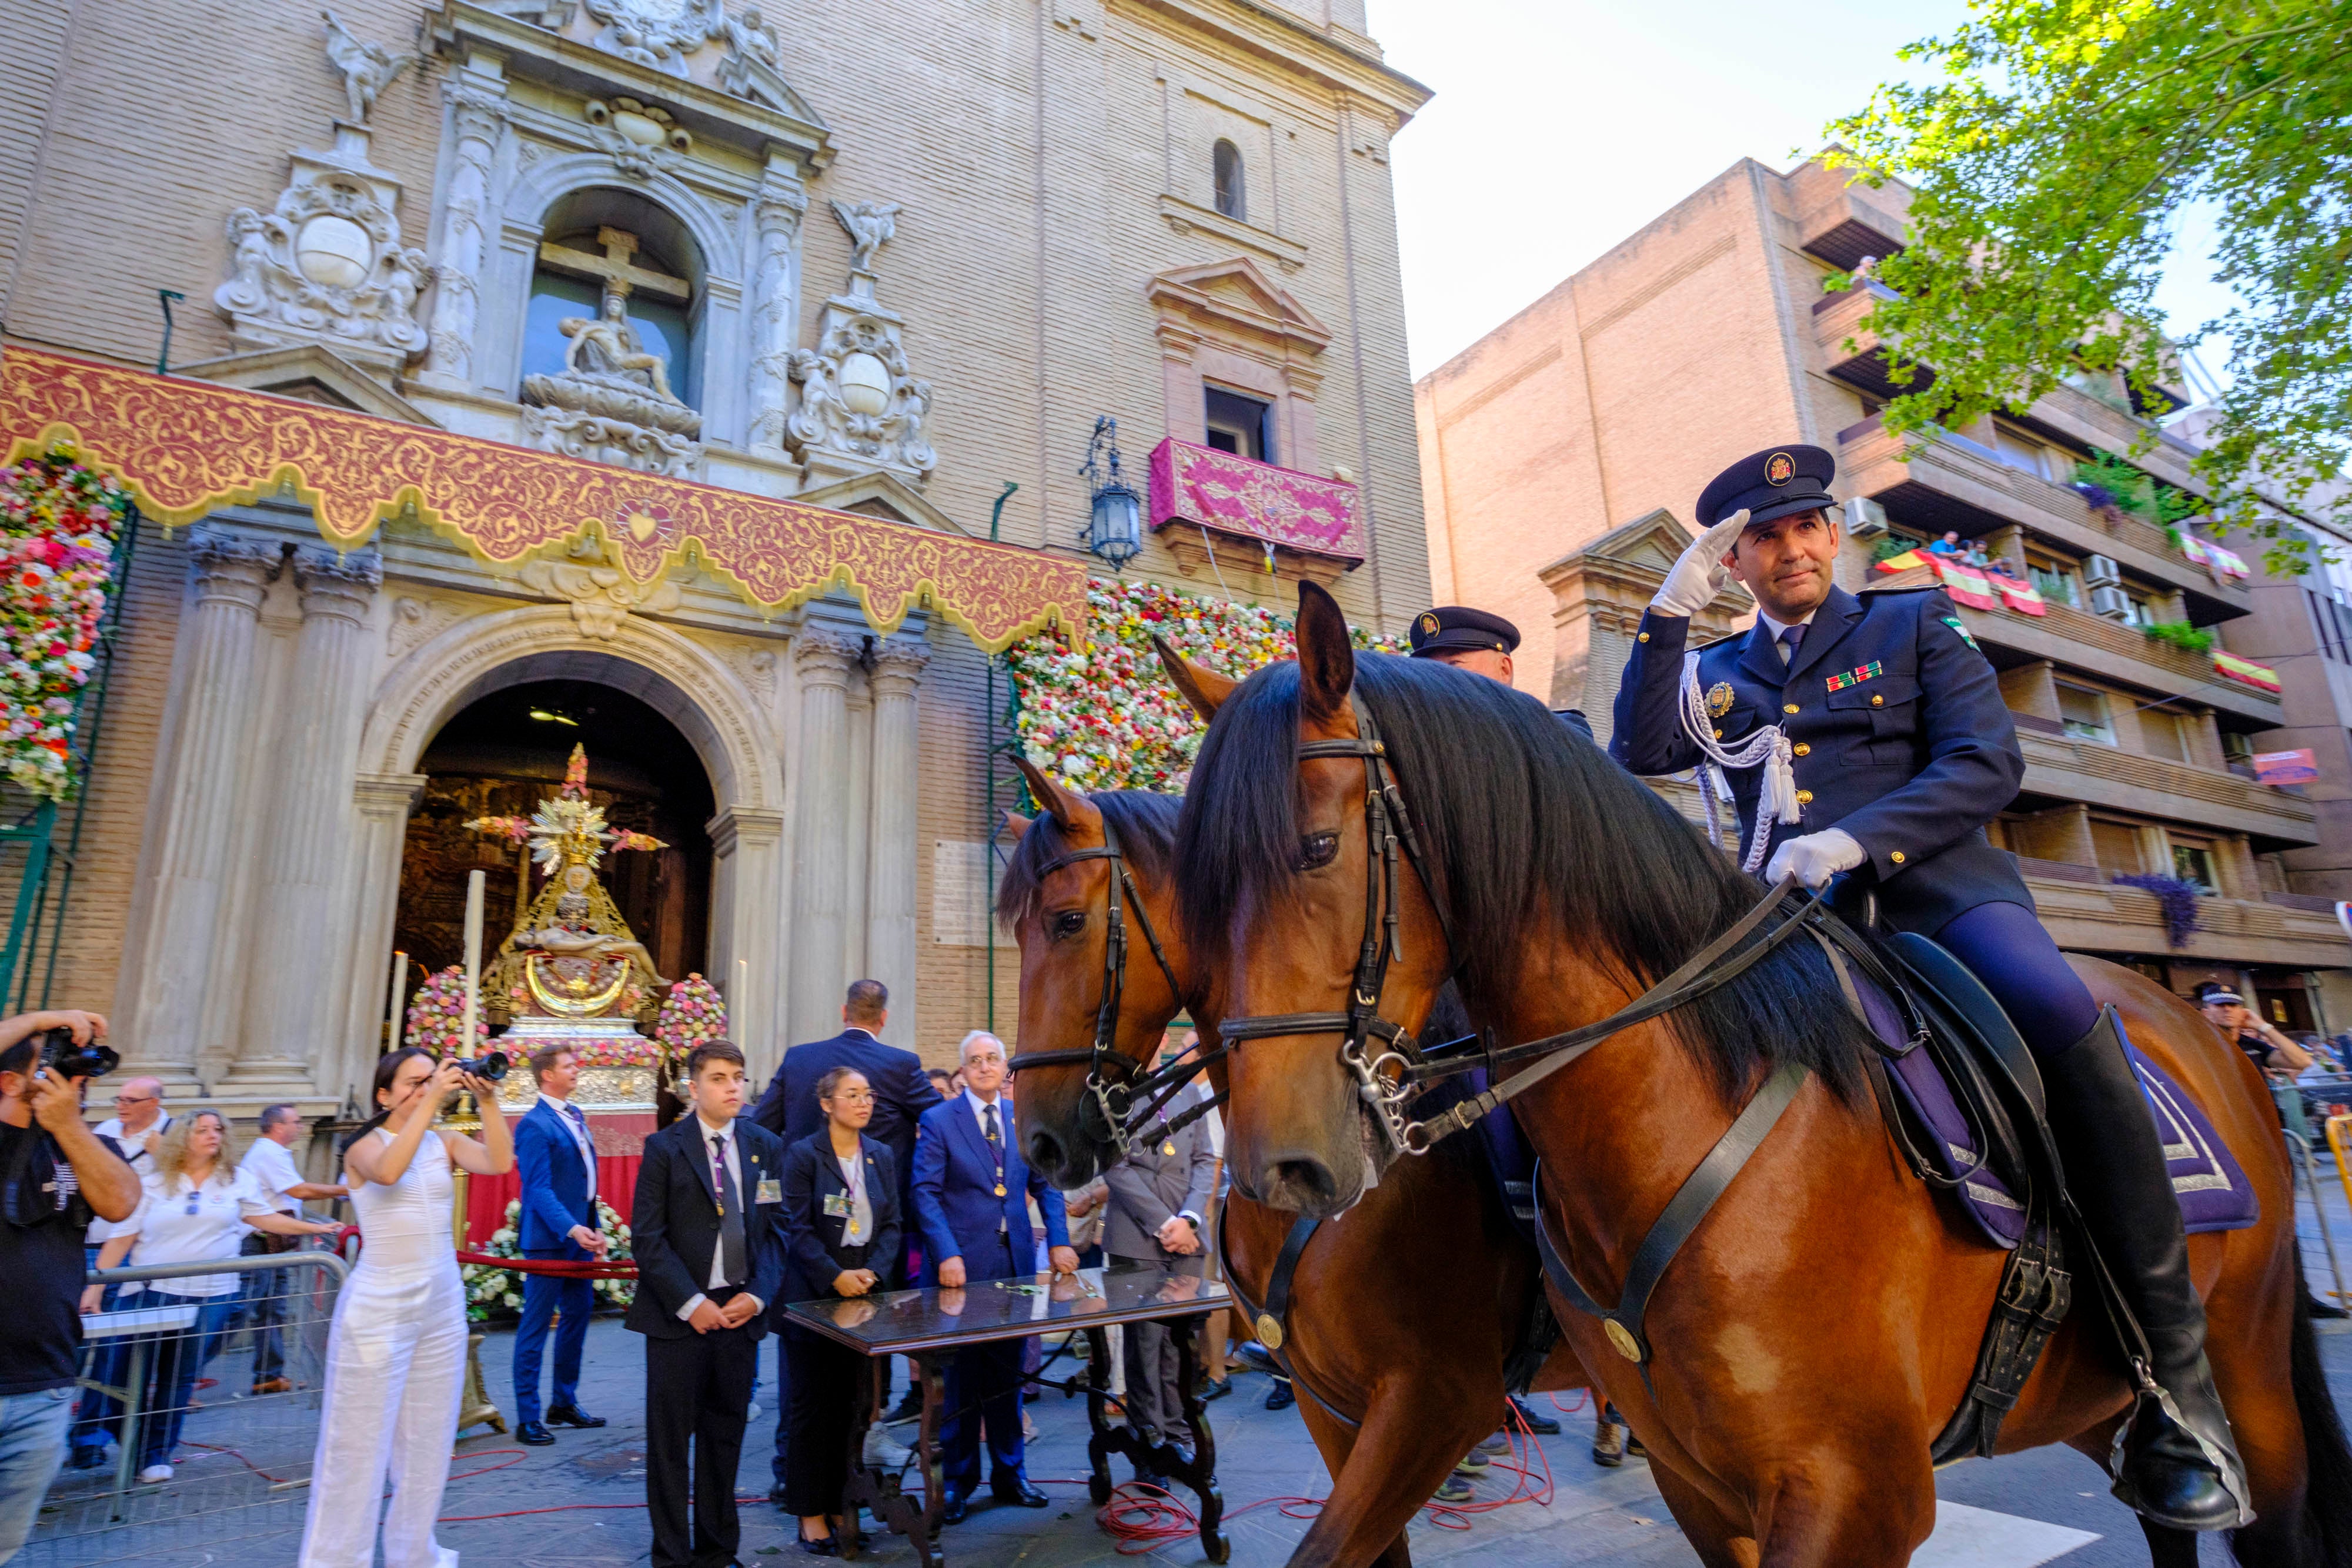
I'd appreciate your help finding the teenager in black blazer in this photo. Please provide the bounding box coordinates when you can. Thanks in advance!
[777,1066,901,1556]
[627,1042,788,1568]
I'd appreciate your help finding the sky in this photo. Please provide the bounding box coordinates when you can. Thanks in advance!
[1367,0,2242,387]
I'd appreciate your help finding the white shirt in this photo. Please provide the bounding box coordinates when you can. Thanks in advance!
[676,1115,760,1321]
[115,1166,276,1298]
[1757,607,1819,664]
[538,1093,598,1187]
[88,1112,171,1242]
[239,1136,304,1217]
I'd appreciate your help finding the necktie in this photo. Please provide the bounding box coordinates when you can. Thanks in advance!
[565,1102,596,1181]
[983,1104,1008,1224]
[709,1134,747,1287]
[1778,623,1806,666]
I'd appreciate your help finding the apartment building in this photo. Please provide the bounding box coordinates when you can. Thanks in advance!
[1417,156,2352,1028]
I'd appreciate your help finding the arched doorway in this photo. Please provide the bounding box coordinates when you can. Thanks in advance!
[392,678,714,1012]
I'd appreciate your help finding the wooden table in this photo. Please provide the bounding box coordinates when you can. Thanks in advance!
[783,1264,1231,1567]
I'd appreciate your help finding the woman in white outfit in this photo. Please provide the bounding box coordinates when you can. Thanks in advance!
[299,1047,512,1568]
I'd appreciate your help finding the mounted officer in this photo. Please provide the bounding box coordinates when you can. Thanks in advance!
[1608,446,2247,1532]
[1406,606,1592,740]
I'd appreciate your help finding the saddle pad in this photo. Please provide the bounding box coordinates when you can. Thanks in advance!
[1852,972,2257,1244]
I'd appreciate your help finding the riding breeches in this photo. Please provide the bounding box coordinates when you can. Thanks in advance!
[1930,898,2101,1058]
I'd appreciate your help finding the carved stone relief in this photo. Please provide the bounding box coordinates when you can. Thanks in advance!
[215,144,429,376]
[786,202,936,488]
[516,533,684,637]
[388,596,464,660]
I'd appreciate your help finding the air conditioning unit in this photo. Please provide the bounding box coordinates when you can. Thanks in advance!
[2082,554,2122,588]
[2089,584,2134,620]
[1842,496,1889,539]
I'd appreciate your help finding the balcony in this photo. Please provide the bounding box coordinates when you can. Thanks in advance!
[1797,184,1907,272]
[2024,870,2352,969]
[1813,284,1914,403]
[1840,417,2250,621]
[1147,437,1364,587]
[2012,729,2316,849]
[1955,597,2280,724]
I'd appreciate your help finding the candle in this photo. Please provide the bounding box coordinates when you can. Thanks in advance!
[459,871,485,1052]
[387,950,407,1049]
[735,957,749,1042]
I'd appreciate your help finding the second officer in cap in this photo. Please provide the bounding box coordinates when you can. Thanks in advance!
[1408,606,1591,738]
[1608,444,2248,1533]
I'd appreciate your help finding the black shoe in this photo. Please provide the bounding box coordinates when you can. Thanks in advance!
[1198,1378,1232,1403]
[1234,1342,1277,1375]
[939,1494,970,1525]
[991,1479,1050,1507]
[1264,1379,1295,1412]
[1510,1395,1561,1435]
[2310,1294,2350,1320]
[66,1446,108,1471]
[1131,1468,1165,1492]
[796,1534,841,1557]
[546,1403,606,1429]
[516,1421,556,1446]
[2045,1007,2249,1531]
[890,1389,924,1423]
[770,1483,791,1509]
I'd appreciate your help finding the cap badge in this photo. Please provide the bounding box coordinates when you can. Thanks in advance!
[1418,612,1439,637]
[1705,681,1736,718]
[1764,452,1795,486]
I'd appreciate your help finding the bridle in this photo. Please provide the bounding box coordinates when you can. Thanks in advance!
[1212,691,1461,1159]
[1003,814,1190,1157]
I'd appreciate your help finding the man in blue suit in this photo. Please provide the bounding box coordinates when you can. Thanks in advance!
[750,979,943,1499]
[511,1044,609,1446]
[911,1029,1076,1522]
[1610,444,2248,1532]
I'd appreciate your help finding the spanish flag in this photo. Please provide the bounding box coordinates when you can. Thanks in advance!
[1993,576,2046,616]
[2213,651,2282,693]
[1932,557,1999,610]
[1875,549,1928,573]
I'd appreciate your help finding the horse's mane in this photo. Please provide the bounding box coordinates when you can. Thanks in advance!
[995,788,1182,929]
[1174,654,1869,1109]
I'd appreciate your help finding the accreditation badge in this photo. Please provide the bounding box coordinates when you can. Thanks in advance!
[756,1178,783,1204]
[823,1192,851,1218]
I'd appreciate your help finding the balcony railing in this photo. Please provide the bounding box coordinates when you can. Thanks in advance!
[2013,728,2315,847]
[1147,437,1364,587]
[1956,599,2280,723]
[2026,871,2352,967]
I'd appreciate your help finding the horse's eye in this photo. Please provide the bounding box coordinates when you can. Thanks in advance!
[1297,832,1339,870]
[1051,910,1086,940]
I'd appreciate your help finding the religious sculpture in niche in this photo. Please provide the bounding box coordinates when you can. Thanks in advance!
[520,226,704,476]
[786,200,937,487]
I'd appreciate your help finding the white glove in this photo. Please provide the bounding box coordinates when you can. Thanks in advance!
[1651,513,1751,618]
[1765,828,1865,890]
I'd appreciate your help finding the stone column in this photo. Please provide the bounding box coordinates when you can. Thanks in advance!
[746,169,806,459]
[787,628,860,1044]
[864,637,930,1048]
[229,549,382,1095]
[710,806,787,1079]
[336,771,426,1115]
[420,72,509,390]
[128,527,280,1081]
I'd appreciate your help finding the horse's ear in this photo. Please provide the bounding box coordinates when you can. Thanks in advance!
[1292,580,1356,721]
[1000,810,1033,842]
[1152,634,1235,723]
[1014,753,1098,834]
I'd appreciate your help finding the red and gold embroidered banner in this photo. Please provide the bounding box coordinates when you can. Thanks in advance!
[1147,437,1364,565]
[0,347,1087,652]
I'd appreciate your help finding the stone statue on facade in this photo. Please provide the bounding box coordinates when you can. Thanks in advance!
[562,290,682,403]
[320,9,416,125]
[831,200,900,276]
[520,283,703,474]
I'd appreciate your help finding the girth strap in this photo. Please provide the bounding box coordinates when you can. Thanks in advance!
[1534,1059,1808,1393]
[1215,1211,1359,1430]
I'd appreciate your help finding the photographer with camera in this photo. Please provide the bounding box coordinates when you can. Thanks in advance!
[0,1010,137,1564]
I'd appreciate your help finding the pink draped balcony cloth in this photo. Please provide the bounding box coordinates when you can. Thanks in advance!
[1147,437,1365,569]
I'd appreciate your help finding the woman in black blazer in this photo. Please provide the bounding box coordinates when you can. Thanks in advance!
[779,1066,902,1555]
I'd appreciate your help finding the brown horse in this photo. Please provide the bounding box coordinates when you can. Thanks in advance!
[1162,581,2352,1567]
[995,758,1592,1568]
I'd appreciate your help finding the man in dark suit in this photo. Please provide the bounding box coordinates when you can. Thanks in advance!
[910,1030,1077,1522]
[512,1045,610,1446]
[750,979,942,1496]
[627,1041,788,1568]
[1610,444,2249,1532]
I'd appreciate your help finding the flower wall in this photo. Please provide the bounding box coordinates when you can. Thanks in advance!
[0,447,126,800]
[1005,579,1401,793]
[405,964,488,1054]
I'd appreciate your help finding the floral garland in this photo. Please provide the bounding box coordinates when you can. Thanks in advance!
[462,1198,634,1320]
[405,964,487,1054]
[0,447,127,801]
[655,973,727,1059]
[1005,578,1403,793]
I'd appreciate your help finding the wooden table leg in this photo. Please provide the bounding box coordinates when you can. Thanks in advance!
[1169,1314,1228,1563]
[841,1353,941,1568]
[1083,1327,1118,1504]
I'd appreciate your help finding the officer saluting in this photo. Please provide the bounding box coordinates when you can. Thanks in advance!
[1407,606,1592,739]
[1609,446,2247,1533]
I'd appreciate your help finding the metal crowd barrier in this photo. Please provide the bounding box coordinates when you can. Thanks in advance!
[22,1249,347,1565]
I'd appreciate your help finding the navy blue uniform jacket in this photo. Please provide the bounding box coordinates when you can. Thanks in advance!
[514,1099,599,1255]
[910,1096,1070,1285]
[777,1132,901,1307]
[750,1028,941,1205]
[1609,583,2029,934]
[623,1114,789,1341]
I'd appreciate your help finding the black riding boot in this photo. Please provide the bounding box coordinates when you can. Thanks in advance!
[2041,1005,2249,1531]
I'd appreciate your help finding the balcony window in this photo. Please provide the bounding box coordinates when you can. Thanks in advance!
[1204,385,1274,462]
[2029,561,2079,607]
[1212,139,1247,223]
[2090,817,2145,877]
[2171,842,2218,895]
[2308,587,2352,664]
[2057,682,2114,745]
[2141,711,2186,763]
[1993,422,2064,483]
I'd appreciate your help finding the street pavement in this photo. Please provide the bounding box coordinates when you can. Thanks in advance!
[38,1153,2352,1568]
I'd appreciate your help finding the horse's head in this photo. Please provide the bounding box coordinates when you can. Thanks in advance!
[1169,583,1457,1218]
[998,759,1191,1187]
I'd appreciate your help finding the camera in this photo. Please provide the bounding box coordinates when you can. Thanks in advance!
[33,1027,116,1082]
[447,1052,509,1084]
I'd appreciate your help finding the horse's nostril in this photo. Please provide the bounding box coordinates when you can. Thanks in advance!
[1026,1131,1064,1177]
[1266,1157,1339,1209]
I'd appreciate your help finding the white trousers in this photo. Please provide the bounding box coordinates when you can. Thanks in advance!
[297,1253,466,1568]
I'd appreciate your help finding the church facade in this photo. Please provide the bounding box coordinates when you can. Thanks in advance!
[0,0,1432,1119]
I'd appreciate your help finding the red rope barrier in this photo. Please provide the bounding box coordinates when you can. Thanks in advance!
[452,1251,637,1279]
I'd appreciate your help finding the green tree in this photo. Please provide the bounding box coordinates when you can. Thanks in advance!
[1826,0,2352,569]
